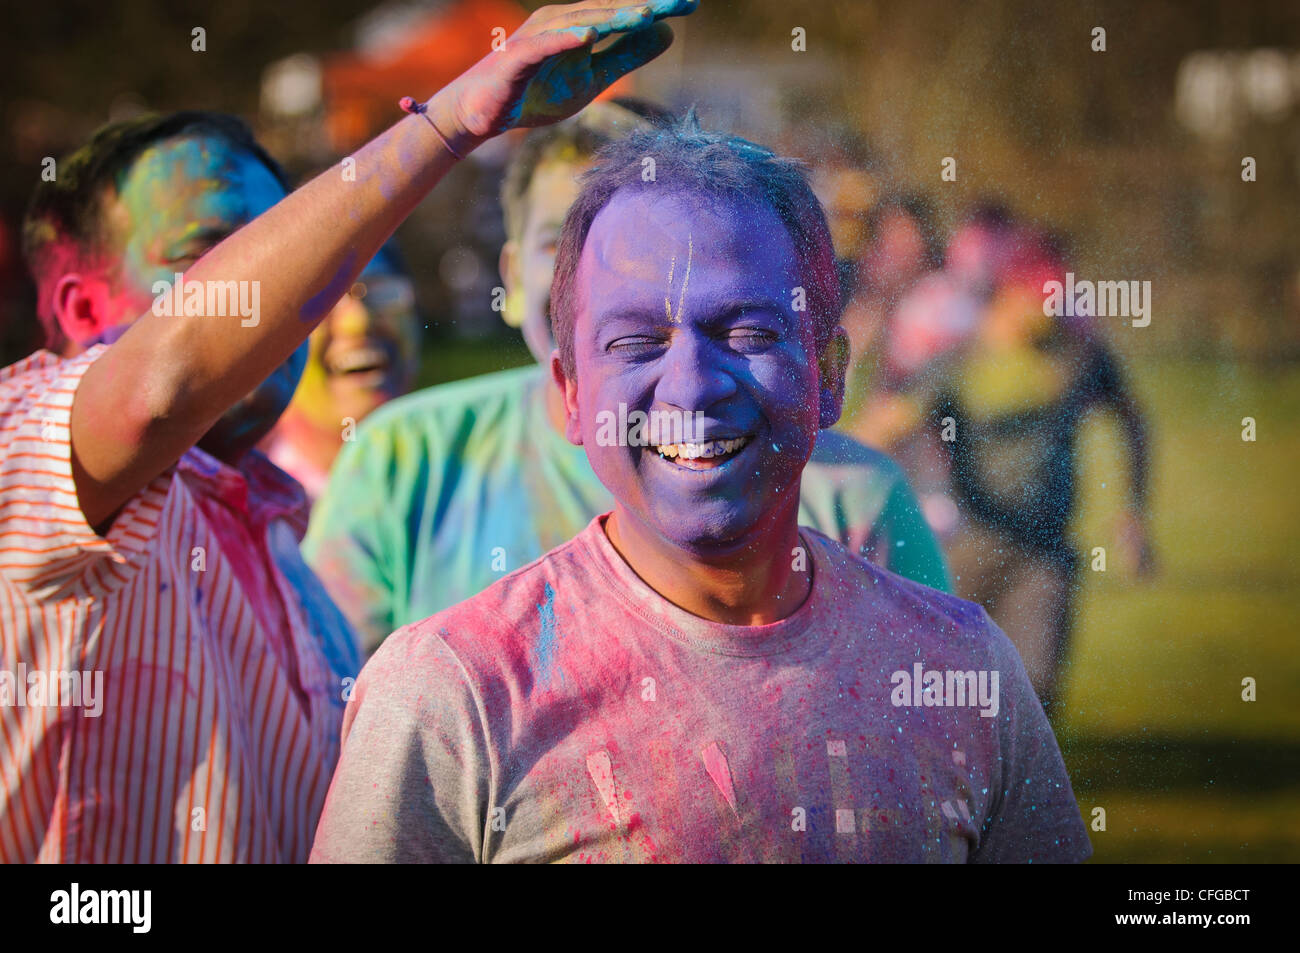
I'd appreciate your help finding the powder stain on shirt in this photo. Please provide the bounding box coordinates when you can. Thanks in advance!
[585,749,622,826]
[533,582,564,688]
[701,741,739,817]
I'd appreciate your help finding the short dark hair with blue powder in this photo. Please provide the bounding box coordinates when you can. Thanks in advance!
[549,111,841,378]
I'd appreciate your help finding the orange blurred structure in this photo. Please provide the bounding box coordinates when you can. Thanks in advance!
[322,0,633,153]
[324,0,527,152]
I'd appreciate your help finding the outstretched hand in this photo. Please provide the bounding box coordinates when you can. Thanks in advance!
[444,1,697,141]
[1114,506,1157,579]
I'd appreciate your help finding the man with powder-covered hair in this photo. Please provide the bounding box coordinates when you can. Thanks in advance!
[305,98,951,658]
[310,115,1091,864]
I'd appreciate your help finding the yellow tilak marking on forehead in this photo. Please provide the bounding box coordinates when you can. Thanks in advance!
[665,253,676,321]
[674,233,693,325]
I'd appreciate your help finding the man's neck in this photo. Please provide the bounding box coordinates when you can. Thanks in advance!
[604,499,811,626]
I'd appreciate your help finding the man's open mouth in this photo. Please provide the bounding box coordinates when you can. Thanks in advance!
[325,343,392,378]
[652,435,751,470]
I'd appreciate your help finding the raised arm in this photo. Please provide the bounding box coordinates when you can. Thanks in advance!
[69,1,695,528]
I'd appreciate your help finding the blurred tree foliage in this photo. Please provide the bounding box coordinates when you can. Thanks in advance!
[1,0,1297,363]
[678,0,1300,358]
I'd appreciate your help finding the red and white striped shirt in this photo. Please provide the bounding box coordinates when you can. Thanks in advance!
[0,347,360,862]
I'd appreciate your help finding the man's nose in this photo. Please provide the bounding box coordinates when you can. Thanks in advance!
[330,288,375,337]
[653,330,737,413]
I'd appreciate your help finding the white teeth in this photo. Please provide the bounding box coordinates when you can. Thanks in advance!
[328,345,389,375]
[654,436,750,460]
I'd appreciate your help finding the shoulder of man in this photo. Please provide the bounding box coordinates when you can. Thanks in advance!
[802,525,989,645]
[799,429,904,526]
[1,348,64,384]
[372,526,594,676]
[356,362,544,445]
[310,362,545,520]
[805,427,906,482]
[0,346,174,600]
[798,437,952,591]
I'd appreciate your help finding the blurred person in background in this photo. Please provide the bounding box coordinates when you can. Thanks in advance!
[804,129,881,304]
[839,201,1154,717]
[936,222,1155,719]
[840,204,1018,549]
[836,193,946,442]
[259,240,419,502]
[305,100,951,657]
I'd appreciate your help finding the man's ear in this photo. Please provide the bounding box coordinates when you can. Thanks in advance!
[52,273,116,349]
[549,348,583,446]
[498,241,524,329]
[817,325,850,429]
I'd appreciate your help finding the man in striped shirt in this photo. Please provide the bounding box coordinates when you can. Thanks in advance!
[1,0,695,861]
[2,113,362,863]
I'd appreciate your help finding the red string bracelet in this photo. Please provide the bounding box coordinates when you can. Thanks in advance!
[399,96,464,162]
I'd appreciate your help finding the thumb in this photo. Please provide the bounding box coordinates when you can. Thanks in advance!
[590,22,675,92]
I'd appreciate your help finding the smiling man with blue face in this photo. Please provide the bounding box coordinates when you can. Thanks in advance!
[311,117,1092,864]
[561,187,829,620]
[304,102,950,660]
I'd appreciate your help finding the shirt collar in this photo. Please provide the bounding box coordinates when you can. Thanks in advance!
[179,444,310,539]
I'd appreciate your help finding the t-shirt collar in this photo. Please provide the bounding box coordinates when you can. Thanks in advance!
[577,512,824,658]
[179,444,310,539]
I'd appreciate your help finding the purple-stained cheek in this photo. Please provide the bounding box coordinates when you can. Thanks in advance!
[301,252,360,323]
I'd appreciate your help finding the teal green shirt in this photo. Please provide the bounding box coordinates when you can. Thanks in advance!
[303,364,951,654]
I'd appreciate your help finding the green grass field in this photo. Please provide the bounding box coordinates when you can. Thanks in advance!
[419,338,1300,862]
[1064,355,1300,862]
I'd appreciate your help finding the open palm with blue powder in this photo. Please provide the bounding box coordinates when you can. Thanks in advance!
[446,0,698,139]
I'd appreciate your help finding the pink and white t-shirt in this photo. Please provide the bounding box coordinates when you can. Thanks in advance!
[311,514,1090,863]
[0,347,360,862]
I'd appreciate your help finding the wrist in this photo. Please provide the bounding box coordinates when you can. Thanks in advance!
[423,88,488,158]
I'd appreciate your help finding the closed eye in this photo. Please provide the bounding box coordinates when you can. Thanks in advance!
[724,327,778,352]
[607,336,665,358]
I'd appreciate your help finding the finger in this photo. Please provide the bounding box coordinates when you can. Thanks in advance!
[544,5,654,35]
[535,0,695,23]
[524,0,694,51]
[589,22,675,90]
[643,0,698,20]
[528,0,638,34]
[513,23,602,69]
[541,0,695,41]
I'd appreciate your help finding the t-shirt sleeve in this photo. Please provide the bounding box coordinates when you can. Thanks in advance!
[971,616,1093,863]
[302,419,404,657]
[878,473,954,593]
[0,348,164,600]
[309,623,491,863]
